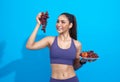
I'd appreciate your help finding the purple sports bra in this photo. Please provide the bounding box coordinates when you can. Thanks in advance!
[50,36,77,65]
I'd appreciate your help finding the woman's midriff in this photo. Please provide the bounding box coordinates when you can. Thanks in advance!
[51,64,76,80]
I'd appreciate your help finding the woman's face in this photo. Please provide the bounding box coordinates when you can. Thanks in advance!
[56,15,72,34]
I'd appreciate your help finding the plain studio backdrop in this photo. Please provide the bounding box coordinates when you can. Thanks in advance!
[0,0,120,82]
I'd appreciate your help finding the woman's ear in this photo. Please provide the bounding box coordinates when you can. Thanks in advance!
[69,23,73,29]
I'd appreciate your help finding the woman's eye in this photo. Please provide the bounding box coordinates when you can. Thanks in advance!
[56,20,65,24]
[61,21,65,23]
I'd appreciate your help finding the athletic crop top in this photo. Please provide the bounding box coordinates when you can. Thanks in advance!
[50,36,77,65]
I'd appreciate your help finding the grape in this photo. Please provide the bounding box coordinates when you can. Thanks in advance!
[39,11,49,33]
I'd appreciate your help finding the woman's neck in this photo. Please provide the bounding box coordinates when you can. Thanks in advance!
[58,32,71,41]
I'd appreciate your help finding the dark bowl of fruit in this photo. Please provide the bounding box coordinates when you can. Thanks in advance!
[80,50,99,62]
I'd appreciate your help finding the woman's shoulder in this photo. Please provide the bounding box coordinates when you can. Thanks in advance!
[45,36,56,44]
[46,36,58,47]
[73,39,82,48]
[45,36,56,40]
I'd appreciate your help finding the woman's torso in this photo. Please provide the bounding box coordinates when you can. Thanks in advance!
[48,36,77,80]
[51,64,76,79]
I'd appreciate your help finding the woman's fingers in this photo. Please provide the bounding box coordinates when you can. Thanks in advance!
[36,12,42,24]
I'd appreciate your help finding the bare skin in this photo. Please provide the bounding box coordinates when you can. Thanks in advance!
[26,12,82,80]
[51,64,75,79]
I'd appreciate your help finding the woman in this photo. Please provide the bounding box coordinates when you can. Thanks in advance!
[26,12,85,82]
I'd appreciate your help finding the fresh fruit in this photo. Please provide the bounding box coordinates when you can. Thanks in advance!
[80,50,99,58]
[39,11,49,33]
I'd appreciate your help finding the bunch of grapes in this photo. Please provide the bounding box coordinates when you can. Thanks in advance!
[39,11,49,33]
[80,50,99,58]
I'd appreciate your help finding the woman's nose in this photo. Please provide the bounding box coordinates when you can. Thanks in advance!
[57,22,61,27]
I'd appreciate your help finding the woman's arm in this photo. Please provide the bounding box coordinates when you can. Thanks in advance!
[73,58,87,71]
[73,58,82,71]
[26,13,50,50]
[73,41,86,70]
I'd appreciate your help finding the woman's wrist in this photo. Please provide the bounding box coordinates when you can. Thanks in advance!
[79,59,87,65]
[36,23,41,27]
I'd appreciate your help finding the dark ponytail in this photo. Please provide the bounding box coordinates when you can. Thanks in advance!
[60,13,77,40]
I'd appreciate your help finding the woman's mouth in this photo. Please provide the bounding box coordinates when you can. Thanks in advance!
[57,27,63,31]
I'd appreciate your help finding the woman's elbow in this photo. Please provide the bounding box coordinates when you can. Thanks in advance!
[26,44,30,49]
[26,44,33,49]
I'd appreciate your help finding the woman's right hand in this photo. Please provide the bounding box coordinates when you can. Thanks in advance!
[36,12,42,25]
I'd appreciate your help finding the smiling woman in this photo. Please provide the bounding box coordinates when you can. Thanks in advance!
[26,12,85,82]
[56,13,77,40]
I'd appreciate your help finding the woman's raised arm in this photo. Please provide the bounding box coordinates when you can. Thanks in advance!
[26,13,50,50]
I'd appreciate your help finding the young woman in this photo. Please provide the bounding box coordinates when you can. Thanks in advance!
[26,12,85,82]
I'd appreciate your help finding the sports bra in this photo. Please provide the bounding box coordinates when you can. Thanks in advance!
[50,36,77,65]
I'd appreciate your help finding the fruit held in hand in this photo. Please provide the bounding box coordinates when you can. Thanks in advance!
[80,50,99,58]
[39,11,49,33]
[80,52,88,57]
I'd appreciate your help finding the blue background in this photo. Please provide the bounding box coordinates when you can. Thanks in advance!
[0,0,120,82]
